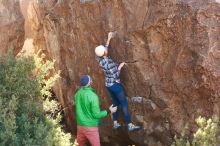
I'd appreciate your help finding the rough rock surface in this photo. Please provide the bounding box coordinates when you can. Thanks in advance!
[0,0,25,57]
[26,0,220,145]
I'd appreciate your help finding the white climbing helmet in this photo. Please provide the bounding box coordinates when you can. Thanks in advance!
[95,45,106,57]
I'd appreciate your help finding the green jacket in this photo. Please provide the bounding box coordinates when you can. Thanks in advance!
[74,87,108,126]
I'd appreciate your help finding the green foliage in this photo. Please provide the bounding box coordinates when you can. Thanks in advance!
[34,50,60,113]
[0,50,74,146]
[172,116,220,146]
[171,124,190,146]
[34,52,60,97]
[192,116,220,146]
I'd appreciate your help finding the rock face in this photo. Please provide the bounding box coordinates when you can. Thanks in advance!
[0,0,25,57]
[27,0,220,145]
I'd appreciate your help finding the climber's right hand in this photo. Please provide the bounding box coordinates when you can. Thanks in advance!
[118,62,126,70]
[109,104,117,114]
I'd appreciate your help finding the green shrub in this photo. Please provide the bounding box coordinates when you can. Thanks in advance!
[172,116,220,146]
[0,50,74,146]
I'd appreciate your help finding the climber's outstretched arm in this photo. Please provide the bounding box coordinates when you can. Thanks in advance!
[106,32,115,47]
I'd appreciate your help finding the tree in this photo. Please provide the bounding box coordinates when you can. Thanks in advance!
[172,116,220,146]
[0,50,74,146]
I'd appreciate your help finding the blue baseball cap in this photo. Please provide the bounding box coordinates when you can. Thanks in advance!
[80,75,92,87]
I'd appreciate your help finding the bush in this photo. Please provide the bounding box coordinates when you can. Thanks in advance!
[0,50,74,146]
[172,116,220,146]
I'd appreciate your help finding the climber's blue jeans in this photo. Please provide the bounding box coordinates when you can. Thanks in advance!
[107,83,131,124]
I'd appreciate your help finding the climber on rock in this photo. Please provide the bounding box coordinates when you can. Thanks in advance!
[74,75,117,146]
[95,32,140,132]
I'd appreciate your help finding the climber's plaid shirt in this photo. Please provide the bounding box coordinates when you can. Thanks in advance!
[98,56,120,87]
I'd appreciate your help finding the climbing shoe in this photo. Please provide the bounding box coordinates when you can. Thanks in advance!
[113,123,121,129]
[128,123,140,131]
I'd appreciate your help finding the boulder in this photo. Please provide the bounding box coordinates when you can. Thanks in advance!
[26,0,220,145]
[0,0,25,57]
